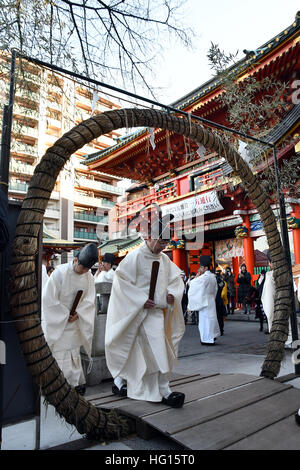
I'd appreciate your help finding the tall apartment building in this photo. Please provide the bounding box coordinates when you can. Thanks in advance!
[0,54,125,262]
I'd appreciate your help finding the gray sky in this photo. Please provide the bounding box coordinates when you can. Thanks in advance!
[154,0,298,103]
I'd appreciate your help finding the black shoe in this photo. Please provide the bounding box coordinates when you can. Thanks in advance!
[295,413,300,426]
[201,342,215,346]
[264,331,270,335]
[162,392,185,408]
[75,385,86,396]
[112,384,127,397]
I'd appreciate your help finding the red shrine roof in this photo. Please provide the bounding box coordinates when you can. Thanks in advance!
[83,13,300,181]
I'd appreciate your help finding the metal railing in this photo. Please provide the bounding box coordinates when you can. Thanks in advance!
[74,212,108,224]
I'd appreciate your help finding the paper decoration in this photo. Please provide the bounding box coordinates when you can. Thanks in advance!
[147,128,156,150]
[91,90,100,116]
[238,140,253,167]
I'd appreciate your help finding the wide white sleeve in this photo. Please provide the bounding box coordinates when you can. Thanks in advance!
[261,271,275,330]
[76,274,96,357]
[105,250,149,377]
[188,277,208,311]
[42,268,70,347]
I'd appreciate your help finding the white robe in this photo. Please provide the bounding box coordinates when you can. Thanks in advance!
[42,262,96,386]
[105,242,185,402]
[188,271,220,344]
[94,268,115,284]
[261,271,275,333]
[262,269,293,345]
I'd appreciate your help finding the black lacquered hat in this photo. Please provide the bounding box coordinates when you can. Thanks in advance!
[77,243,98,268]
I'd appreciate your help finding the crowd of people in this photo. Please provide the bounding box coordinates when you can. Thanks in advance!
[181,259,274,343]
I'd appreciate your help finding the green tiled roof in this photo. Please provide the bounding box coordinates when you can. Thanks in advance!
[84,13,299,166]
[98,234,143,256]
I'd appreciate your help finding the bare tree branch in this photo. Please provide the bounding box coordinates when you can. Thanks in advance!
[0,0,193,94]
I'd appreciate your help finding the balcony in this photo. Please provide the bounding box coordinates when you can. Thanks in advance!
[12,122,38,139]
[73,192,115,209]
[44,208,60,219]
[8,181,29,193]
[13,103,39,120]
[9,159,35,176]
[48,84,63,95]
[46,100,62,112]
[73,230,98,241]
[11,141,38,158]
[101,198,115,208]
[77,177,124,195]
[15,87,40,102]
[75,94,92,109]
[47,228,60,237]
[74,212,108,224]
[46,117,62,130]
[45,133,59,146]
[50,191,60,200]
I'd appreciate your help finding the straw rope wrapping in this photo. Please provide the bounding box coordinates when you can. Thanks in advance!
[10,108,291,438]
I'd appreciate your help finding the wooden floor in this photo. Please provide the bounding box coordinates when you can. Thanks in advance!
[86,373,300,450]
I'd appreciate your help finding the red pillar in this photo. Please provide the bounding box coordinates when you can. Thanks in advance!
[242,215,255,285]
[175,179,180,197]
[232,256,239,283]
[172,244,187,273]
[291,205,300,265]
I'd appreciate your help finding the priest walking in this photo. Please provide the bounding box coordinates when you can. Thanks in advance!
[94,253,116,284]
[42,243,98,395]
[187,256,220,345]
[105,213,186,408]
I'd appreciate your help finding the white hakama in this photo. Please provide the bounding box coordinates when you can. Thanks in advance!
[188,271,220,344]
[42,262,96,387]
[105,242,185,402]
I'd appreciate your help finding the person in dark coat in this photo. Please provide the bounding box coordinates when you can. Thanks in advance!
[223,267,236,315]
[215,271,226,335]
[237,263,252,314]
[254,270,266,331]
[180,272,188,323]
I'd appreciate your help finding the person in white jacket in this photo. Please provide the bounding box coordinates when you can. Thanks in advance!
[42,243,98,395]
[188,256,220,345]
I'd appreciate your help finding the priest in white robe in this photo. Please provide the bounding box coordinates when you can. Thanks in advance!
[105,214,186,408]
[94,253,116,284]
[188,256,220,345]
[42,243,98,394]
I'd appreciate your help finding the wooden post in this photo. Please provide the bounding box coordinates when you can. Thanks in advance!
[172,241,187,273]
[291,205,300,265]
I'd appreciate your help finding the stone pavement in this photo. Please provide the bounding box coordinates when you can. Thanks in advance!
[2,316,299,451]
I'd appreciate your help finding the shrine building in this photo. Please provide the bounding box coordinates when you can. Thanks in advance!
[84,12,300,285]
